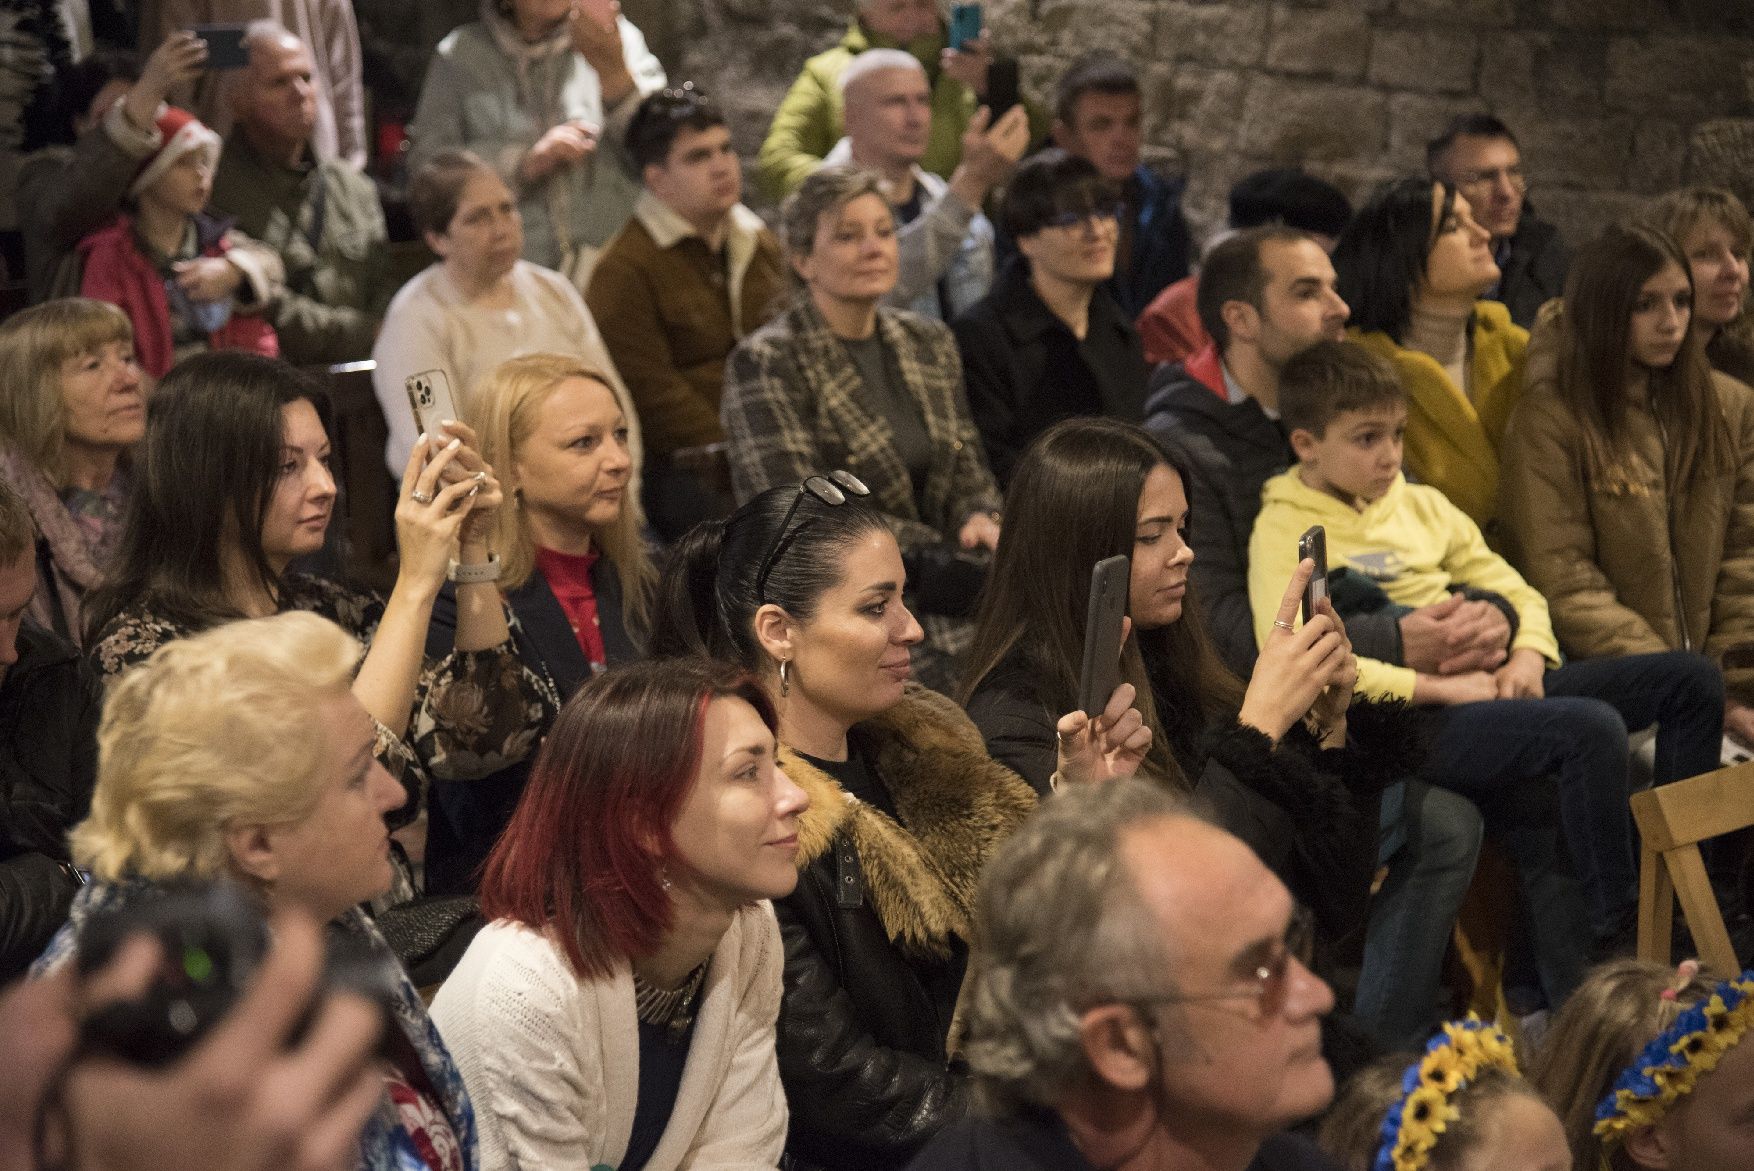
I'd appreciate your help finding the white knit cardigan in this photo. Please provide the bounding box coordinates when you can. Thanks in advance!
[430,903,788,1171]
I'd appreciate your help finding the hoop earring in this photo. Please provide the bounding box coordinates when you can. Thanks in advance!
[778,659,791,698]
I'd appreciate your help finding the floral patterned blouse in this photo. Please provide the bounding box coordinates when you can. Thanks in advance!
[88,574,560,883]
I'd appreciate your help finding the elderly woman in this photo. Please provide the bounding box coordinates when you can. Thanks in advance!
[372,149,635,475]
[408,0,666,279]
[422,353,655,893]
[85,352,556,899]
[37,611,478,1170]
[0,299,143,645]
[721,164,1003,689]
[432,658,805,1171]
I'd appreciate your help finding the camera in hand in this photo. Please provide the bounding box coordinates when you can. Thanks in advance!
[74,881,398,1067]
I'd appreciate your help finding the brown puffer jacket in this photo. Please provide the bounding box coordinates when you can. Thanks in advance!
[1500,303,1754,700]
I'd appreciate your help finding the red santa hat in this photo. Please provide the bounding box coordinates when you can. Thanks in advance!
[130,107,222,198]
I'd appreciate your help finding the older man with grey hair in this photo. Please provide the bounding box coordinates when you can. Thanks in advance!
[908,779,1345,1171]
[208,20,393,366]
[822,47,1029,321]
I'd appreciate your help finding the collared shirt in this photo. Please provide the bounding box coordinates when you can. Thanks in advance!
[1219,358,1281,419]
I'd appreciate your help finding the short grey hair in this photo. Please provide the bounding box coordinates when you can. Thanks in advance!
[839,47,925,97]
[242,19,302,55]
[959,778,1199,1114]
[778,163,889,258]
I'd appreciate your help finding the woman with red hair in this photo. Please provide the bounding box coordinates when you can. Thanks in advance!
[429,658,808,1171]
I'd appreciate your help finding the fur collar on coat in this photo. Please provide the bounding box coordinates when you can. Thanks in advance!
[779,684,1036,961]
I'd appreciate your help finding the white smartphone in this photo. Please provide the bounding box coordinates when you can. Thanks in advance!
[404,369,459,450]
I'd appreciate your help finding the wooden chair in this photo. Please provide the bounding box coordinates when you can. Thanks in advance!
[1632,760,1754,976]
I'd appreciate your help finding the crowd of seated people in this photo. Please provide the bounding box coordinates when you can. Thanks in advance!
[4,9,1754,1171]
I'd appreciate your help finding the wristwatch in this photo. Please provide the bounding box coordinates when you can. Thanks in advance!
[448,553,503,584]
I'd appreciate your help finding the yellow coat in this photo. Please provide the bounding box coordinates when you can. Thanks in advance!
[1349,301,1529,533]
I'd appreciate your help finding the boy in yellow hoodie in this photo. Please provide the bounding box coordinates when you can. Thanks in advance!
[1248,340,1723,960]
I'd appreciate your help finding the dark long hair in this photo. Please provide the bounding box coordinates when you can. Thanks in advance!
[959,418,1245,783]
[1332,177,1456,345]
[648,484,893,672]
[84,352,333,644]
[1557,223,1731,491]
[480,657,777,980]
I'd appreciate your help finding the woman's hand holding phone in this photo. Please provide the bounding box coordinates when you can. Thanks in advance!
[429,421,503,555]
[1055,616,1152,786]
[1240,559,1354,743]
[394,436,485,595]
[1305,597,1356,746]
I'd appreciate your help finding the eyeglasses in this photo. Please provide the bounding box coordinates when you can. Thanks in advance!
[753,470,871,604]
[1450,165,1527,193]
[1129,905,1316,1022]
[1042,203,1127,232]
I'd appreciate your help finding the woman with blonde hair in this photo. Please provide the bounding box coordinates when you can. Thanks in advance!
[422,352,655,893]
[37,611,478,1171]
[1640,186,1754,386]
[0,298,144,644]
[722,164,1004,689]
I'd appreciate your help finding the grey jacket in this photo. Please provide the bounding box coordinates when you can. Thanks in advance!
[409,6,666,273]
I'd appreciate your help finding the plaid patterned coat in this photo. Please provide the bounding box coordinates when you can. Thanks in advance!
[722,297,1002,546]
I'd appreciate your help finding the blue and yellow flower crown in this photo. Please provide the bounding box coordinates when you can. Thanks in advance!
[1372,1017,1519,1171]
[1592,969,1754,1148]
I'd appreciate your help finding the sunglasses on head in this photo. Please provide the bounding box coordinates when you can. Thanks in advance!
[753,471,872,605]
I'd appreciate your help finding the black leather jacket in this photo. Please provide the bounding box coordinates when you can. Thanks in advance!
[773,688,1036,1170]
[0,621,101,977]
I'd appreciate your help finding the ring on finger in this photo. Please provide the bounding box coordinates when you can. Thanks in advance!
[412,489,435,505]
[1273,619,1295,632]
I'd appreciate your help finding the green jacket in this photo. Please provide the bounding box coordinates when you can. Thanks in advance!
[209,132,393,366]
[757,19,1044,200]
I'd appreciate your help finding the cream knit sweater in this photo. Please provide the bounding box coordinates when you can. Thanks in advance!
[430,904,787,1171]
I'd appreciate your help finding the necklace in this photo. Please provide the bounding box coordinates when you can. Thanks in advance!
[633,962,709,1040]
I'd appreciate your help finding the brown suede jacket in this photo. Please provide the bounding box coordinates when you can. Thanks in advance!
[1500,303,1754,700]
[586,193,786,457]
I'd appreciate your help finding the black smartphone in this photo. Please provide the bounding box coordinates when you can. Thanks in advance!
[1077,554,1130,717]
[190,24,249,70]
[986,57,1020,118]
[1298,525,1328,624]
[949,3,982,51]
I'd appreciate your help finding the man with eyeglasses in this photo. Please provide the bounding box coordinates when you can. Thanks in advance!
[953,147,1150,486]
[907,778,1344,1171]
[1426,114,1570,328]
[587,85,786,540]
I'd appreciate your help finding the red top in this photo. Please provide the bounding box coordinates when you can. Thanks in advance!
[1136,273,1209,367]
[536,545,606,670]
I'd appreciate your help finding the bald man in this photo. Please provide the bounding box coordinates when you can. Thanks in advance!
[209,21,393,365]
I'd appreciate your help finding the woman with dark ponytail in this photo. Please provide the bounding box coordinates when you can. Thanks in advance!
[650,477,1148,1170]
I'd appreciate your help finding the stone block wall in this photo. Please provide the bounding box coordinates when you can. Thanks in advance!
[633,0,1754,250]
